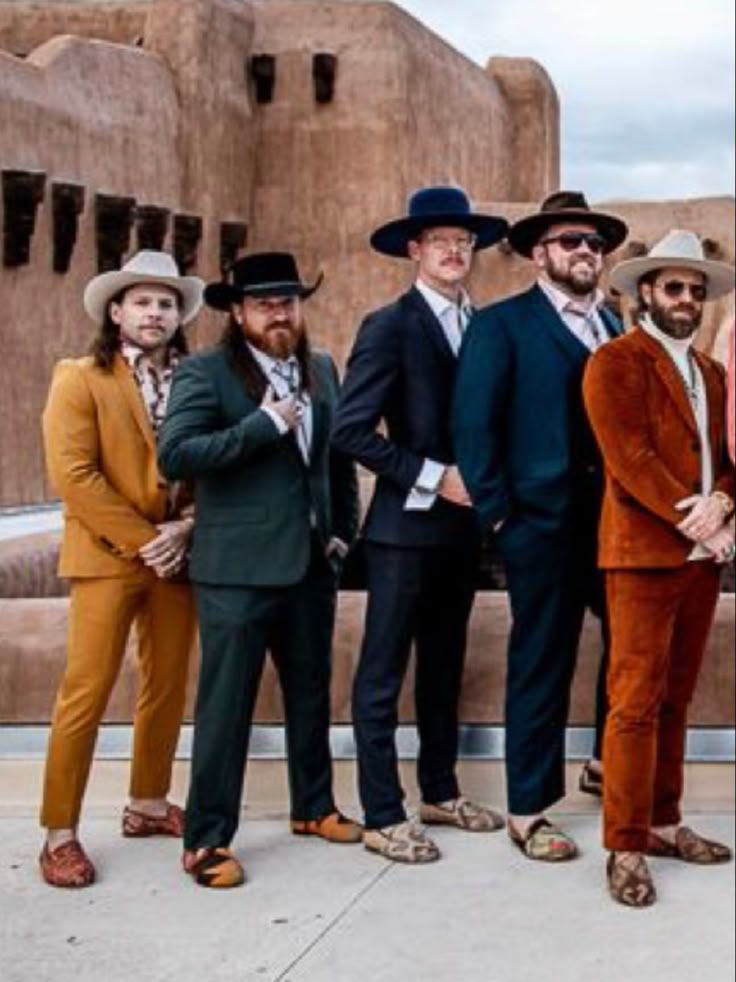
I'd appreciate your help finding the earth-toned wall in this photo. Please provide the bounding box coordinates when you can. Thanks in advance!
[1,533,733,727]
[0,0,561,506]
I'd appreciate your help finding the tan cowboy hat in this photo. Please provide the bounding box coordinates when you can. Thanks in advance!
[83,250,205,324]
[609,229,736,300]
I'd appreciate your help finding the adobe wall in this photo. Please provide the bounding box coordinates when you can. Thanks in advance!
[0,0,257,505]
[0,1,149,57]
[248,1,559,360]
[0,0,733,511]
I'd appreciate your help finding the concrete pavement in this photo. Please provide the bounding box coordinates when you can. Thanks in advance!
[1,761,734,982]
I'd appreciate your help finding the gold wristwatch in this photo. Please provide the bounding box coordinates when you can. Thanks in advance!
[712,490,735,519]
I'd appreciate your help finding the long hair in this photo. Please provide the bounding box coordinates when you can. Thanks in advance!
[220,316,313,401]
[89,287,188,370]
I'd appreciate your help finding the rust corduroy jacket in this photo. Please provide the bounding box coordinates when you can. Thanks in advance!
[583,326,734,569]
[42,353,178,577]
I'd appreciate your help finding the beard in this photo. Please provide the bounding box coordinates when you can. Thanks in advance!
[648,297,702,340]
[545,256,599,297]
[244,321,302,359]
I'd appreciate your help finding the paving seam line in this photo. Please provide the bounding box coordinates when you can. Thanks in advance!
[271,863,394,982]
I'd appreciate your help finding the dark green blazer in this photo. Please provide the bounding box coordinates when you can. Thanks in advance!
[157,344,358,587]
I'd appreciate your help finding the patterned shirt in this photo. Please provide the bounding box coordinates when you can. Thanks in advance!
[120,342,180,433]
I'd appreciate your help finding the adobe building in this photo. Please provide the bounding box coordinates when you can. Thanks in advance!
[0,0,733,749]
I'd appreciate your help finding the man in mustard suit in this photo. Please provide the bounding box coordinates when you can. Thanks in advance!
[39,251,204,888]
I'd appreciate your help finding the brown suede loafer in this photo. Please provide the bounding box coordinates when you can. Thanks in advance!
[40,840,96,888]
[182,847,245,888]
[647,827,732,864]
[291,810,363,844]
[122,803,185,838]
[607,851,656,908]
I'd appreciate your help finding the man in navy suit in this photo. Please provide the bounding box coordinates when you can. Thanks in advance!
[332,187,508,863]
[452,192,628,862]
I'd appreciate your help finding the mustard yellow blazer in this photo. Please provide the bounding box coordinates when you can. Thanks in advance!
[42,353,173,577]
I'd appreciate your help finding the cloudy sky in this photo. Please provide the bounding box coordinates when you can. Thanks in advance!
[393,0,735,202]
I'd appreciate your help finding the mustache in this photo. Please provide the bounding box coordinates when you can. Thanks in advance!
[672,304,697,315]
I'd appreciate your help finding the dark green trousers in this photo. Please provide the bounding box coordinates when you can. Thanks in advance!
[184,541,339,849]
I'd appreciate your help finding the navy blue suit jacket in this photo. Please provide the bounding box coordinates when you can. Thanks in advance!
[451,284,622,534]
[332,286,479,547]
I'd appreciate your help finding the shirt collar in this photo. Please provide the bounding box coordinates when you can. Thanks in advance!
[415,278,472,320]
[120,341,177,372]
[247,342,296,372]
[537,277,605,316]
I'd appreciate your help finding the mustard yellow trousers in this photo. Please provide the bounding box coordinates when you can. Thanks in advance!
[41,570,195,829]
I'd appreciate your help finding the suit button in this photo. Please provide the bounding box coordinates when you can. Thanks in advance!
[691,441,700,452]
[157,481,167,490]
[693,480,702,492]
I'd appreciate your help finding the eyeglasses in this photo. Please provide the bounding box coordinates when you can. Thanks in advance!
[422,232,477,253]
[541,232,607,255]
[657,280,708,303]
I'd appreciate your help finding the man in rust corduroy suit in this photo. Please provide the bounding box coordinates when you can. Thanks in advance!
[584,230,735,908]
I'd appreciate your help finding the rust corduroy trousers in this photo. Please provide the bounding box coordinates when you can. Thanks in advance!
[603,561,721,851]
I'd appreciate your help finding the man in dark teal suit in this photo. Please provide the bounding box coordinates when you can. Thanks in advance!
[158,253,361,888]
[452,193,628,863]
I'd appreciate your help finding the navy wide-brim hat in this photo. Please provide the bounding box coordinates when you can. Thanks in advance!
[204,252,323,311]
[370,186,509,259]
[507,191,629,259]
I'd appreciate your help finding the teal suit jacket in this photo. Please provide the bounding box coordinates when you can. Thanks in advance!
[158,345,358,586]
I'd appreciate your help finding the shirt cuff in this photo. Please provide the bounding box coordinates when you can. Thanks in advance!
[404,459,445,512]
[260,405,289,435]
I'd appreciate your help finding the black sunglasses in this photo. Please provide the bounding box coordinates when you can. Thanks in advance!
[658,279,708,303]
[541,232,608,255]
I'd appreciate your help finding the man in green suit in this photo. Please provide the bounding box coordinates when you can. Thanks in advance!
[158,253,361,888]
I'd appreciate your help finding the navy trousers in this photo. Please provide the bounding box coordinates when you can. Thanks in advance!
[499,515,600,814]
[353,542,478,829]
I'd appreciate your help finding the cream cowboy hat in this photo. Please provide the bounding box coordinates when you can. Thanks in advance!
[609,229,736,300]
[83,250,205,324]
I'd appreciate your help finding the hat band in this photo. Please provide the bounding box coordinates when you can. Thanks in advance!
[240,279,304,293]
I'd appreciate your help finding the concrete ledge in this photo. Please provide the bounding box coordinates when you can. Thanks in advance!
[1,722,734,763]
[1,592,734,726]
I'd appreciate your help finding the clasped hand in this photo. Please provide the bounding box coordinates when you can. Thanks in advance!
[676,494,733,562]
[139,518,193,578]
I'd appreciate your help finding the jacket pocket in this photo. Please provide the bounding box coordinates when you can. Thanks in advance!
[196,505,268,526]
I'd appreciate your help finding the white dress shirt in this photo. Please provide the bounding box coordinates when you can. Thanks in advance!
[640,314,712,561]
[405,278,474,511]
[537,277,608,351]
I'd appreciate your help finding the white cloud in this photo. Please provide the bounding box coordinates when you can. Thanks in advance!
[393,0,735,200]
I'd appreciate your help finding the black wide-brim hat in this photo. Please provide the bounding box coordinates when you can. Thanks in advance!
[370,186,509,259]
[204,252,323,311]
[507,190,628,259]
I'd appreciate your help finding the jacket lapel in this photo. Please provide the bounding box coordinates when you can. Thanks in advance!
[112,353,157,452]
[693,348,724,456]
[528,285,590,369]
[634,328,698,437]
[600,306,623,339]
[406,287,456,364]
